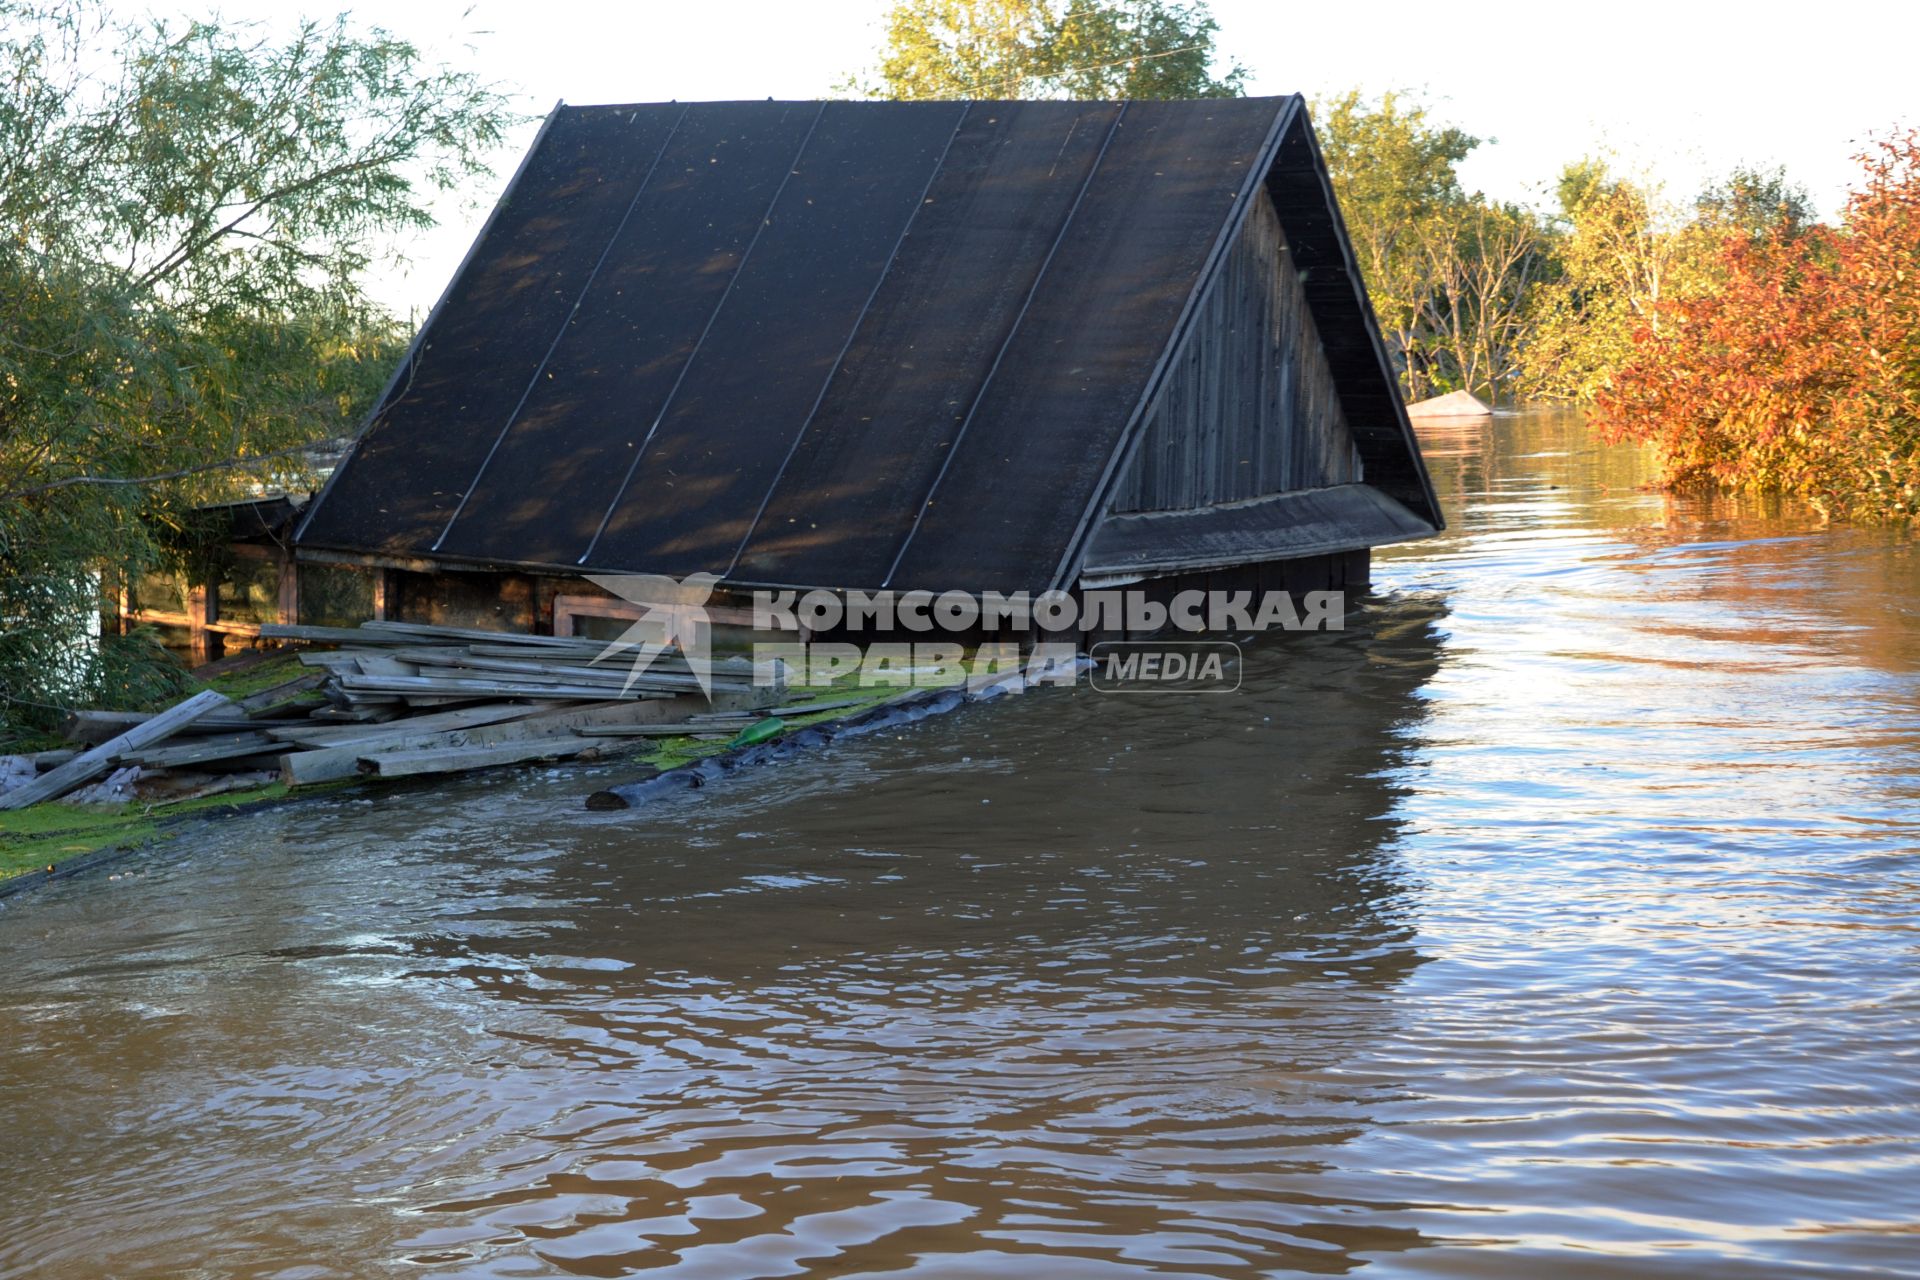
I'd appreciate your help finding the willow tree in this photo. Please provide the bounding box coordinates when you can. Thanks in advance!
[0,1,510,732]
[853,0,1246,100]
[1416,199,1548,401]
[1315,90,1550,402]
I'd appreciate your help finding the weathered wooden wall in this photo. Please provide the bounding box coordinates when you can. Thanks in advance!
[1075,548,1370,643]
[1110,186,1359,514]
[385,569,536,633]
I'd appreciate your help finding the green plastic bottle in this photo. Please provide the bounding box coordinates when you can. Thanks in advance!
[727,716,785,749]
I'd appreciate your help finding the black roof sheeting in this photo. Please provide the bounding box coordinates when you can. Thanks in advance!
[441,100,827,566]
[307,105,681,554]
[731,100,1122,588]
[298,97,1440,593]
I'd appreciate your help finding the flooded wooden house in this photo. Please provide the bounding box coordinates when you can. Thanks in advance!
[135,96,1442,655]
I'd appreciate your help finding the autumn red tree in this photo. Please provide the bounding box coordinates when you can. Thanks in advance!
[1594,130,1920,520]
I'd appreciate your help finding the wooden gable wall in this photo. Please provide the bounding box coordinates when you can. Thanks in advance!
[1108,186,1359,515]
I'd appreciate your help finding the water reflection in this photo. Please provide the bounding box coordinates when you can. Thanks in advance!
[5,410,1920,1278]
[400,608,1444,1274]
[0,597,1444,1278]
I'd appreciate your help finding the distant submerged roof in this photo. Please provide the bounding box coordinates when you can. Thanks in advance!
[1406,389,1493,420]
[297,96,1439,594]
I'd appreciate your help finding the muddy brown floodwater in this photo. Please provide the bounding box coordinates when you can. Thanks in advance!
[3,409,1919,1278]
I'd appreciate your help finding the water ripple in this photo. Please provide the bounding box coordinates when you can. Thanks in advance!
[3,410,1918,1277]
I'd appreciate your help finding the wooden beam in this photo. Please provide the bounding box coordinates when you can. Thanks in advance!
[331,674,690,701]
[276,550,299,626]
[1,690,232,810]
[62,707,304,743]
[351,654,422,678]
[235,671,327,718]
[260,623,424,645]
[763,696,874,717]
[187,584,216,666]
[293,546,442,575]
[264,700,565,747]
[124,731,283,770]
[1081,483,1435,579]
[359,619,611,647]
[380,651,740,694]
[280,696,705,786]
[297,651,363,672]
[359,737,601,778]
[308,706,398,724]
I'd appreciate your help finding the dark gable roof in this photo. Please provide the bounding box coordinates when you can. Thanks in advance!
[297,96,1439,594]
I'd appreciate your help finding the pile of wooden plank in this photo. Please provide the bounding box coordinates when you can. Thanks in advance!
[259,620,759,710]
[0,621,785,809]
[0,690,238,811]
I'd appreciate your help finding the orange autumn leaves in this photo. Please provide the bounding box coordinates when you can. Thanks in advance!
[1595,131,1920,520]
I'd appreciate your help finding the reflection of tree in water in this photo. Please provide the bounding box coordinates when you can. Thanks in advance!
[393,596,1450,1277]
[1400,407,1920,676]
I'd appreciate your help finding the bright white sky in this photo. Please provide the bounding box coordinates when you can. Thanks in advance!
[287,0,1917,317]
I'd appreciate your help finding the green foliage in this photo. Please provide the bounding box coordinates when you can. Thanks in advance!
[1555,157,1612,217]
[1316,98,1825,412]
[853,0,1245,100]
[1515,160,1814,402]
[1516,161,1676,402]
[1316,90,1476,218]
[1315,91,1548,402]
[1696,165,1816,239]
[0,0,512,733]
[1045,0,1244,98]
[1312,95,1824,410]
[93,628,198,712]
